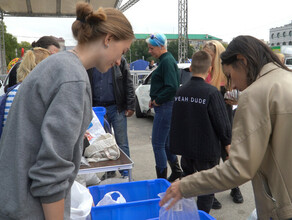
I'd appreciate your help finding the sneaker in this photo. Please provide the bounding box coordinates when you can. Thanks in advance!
[100,171,117,181]
[230,187,244,203]
[212,197,222,209]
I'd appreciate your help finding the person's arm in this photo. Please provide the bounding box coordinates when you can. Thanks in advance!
[180,91,271,197]
[154,62,178,104]
[42,199,65,220]
[28,81,91,215]
[120,58,135,115]
[208,90,232,148]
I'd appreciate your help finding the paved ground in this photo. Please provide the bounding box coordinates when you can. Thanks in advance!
[125,114,255,220]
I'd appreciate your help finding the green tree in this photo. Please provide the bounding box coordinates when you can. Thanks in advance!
[1,21,31,66]
[168,40,194,62]
[3,27,18,64]
[222,42,228,49]
[124,40,152,64]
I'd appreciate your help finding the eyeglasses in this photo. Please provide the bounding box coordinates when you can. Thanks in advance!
[150,34,164,48]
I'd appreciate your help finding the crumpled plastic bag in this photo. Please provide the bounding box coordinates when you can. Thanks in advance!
[70,181,93,220]
[158,192,200,220]
[247,209,257,220]
[96,191,126,206]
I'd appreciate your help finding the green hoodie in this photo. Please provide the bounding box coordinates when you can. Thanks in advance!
[150,52,179,104]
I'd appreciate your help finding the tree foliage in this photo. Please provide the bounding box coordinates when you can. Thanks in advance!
[124,40,156,64]
[1,21,31,65]
[168,40,195,62]
[124,39,195,64]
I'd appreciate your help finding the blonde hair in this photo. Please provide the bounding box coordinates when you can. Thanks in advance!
[17,47,50,83]
[203,40,227,90]
[72,2,134,44]
[276,52,285,64]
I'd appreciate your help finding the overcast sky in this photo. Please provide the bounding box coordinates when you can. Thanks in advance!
[3,0,292,46]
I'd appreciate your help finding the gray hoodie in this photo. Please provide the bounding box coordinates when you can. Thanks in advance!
[0,51,92,219]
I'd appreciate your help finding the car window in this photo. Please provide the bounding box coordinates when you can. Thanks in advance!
[144,73,152,85]
[286,58,292,65]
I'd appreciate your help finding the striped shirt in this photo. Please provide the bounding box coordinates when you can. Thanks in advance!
[3,84,20,127]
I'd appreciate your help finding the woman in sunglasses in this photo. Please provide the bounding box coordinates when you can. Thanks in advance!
[146,33,183,182]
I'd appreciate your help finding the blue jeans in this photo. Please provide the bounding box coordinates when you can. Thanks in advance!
[105,105,130,157]
[152,101,177,173]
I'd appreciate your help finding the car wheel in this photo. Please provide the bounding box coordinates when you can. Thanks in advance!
[135,96,144,118]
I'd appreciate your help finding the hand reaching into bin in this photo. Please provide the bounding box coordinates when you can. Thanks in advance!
[159,180,182,210]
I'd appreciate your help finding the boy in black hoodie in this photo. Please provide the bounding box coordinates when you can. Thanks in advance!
[169,51,231,213]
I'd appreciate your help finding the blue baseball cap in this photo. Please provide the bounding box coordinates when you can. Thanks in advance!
[146,33,167,48]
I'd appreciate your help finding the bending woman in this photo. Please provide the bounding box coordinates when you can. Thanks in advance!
[0,2,134,220]
[161,35,292,220]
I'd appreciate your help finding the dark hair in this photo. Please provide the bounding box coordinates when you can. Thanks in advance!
[221,35,290,86]
[31,36,60,49]
[191,51,212,74]
[71,2,134,44]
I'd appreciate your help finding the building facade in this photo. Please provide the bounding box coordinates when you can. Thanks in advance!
[270,22,292,46]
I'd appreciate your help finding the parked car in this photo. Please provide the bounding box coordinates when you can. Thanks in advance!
[135,63,191,118]
[0,70,12,96]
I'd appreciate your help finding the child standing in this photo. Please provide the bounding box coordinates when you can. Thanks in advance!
[169,51,231,213]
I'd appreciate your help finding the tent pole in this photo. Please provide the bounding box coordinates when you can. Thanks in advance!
[0,11,6,74]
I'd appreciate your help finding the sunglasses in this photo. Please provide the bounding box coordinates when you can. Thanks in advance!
[150,34,164,48]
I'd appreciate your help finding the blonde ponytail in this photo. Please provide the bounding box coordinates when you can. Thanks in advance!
[203,40,227,90]
[17,47,50,83]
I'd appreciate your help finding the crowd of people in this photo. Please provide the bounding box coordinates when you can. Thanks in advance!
[0,2,291,220]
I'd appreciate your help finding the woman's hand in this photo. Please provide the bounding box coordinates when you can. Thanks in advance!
[225,99,238,106]
[159,181,182,210]
[149,100,160,108]
[152,100,160,107]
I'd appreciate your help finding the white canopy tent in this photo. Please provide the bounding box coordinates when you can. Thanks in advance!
[0,0,139,73]
[0,0,122,17]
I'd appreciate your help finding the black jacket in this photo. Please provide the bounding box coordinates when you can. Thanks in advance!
[170,77,231,161]
[87,57,135,112]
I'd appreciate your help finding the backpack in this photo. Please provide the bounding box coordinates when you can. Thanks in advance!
[0,83,19,138]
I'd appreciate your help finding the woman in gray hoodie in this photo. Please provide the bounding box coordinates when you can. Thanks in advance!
[0,2,134,220]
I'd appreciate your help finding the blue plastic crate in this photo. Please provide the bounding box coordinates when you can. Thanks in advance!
[89,178,170,205]
[146,210,216,220]
[91,199,160,220]
[89,179,170,220]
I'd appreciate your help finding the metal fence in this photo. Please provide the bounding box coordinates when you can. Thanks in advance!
[0,71,151,89]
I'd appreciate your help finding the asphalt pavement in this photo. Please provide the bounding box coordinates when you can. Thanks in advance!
[126,114,255,220]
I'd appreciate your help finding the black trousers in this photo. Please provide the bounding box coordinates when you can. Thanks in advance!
[181,157,219,214]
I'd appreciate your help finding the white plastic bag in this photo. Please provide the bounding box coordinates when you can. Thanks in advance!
[70,181,93,220]
[158,192,200,220]
[247,208,257,220]
[96,191,126,206]
[87,110,106,144]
